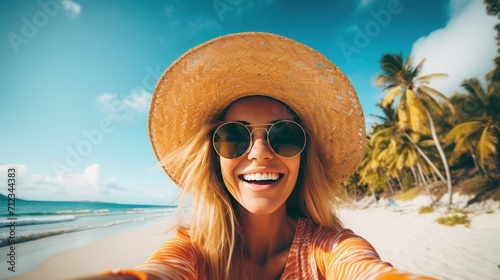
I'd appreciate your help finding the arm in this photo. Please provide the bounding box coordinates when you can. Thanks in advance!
[316,229,436,280]
[76,229,198,280]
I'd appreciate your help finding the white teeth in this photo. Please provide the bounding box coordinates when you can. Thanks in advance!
[243,173,280,181]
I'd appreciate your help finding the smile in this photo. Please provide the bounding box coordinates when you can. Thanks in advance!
[240,173,283,185]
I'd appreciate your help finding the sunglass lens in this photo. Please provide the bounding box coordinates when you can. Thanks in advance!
[214,123,250,159]
[269,122,305,157]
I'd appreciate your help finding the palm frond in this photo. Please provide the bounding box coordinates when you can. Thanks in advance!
[370,126,393,139]
[406,90,428,134]
[444,121,483,144]
[477,126,498,166]
[417,90,444,116]
[381,85,404,107]
[418,85,455,113]
[398,96,409,130]
[450,137,472,164]
[375,76,394,88]
[412,56,424,72]
[419,139,436,147]
[416,73,448,84]
[460,78,488,105]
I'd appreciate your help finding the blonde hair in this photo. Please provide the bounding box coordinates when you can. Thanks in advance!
[160,105,346,279]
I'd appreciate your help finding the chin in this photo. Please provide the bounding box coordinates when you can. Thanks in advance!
[239,201,284,215]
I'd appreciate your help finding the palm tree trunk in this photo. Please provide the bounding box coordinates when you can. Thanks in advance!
[396,172,405,191]
[410,165,419,188]
[469,146,485,177]
[423,108,454,209]
[403,131,447,182]
[417,161,436,205]
[431,171,439,184]
[422,169,438,207]
[469,146,494,181]
[383,173,395,195]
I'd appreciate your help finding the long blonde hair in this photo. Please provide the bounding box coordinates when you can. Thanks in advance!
[160,104,347,279]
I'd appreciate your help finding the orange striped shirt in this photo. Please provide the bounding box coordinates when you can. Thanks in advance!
[106,218,435,279]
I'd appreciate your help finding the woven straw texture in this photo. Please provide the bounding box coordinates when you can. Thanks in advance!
[149,32,365,186]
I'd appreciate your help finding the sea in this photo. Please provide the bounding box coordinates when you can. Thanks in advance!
[0,196,176,248]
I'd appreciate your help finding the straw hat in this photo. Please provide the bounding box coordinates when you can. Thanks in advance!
[149,32,365,185]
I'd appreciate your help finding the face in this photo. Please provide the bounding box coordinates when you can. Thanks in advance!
[218,96,301,215]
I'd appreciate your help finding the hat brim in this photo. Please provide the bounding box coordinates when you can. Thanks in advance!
[149,32,365,185]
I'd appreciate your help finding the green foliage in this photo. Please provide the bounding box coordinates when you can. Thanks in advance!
[436,212,471,227]
[351,21,500,200]
[394,187,421,201]
[445,78,499,169]
[418,206,434,214]
[484,0,500,16]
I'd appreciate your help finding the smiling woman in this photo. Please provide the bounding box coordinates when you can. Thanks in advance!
[80,32,435,280]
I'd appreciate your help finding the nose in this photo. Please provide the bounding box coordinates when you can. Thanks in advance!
[247,129,273,161]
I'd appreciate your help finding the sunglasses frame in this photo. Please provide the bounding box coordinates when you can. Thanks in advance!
[212,120,307,159]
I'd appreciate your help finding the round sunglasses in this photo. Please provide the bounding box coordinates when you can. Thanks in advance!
[212,120,307,159]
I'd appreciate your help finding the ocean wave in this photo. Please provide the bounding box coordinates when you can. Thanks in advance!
[0,207,174,217]
[127,208,176,214]
[0,214,164,247]
[0,215,77,228]
[55,209,93,215]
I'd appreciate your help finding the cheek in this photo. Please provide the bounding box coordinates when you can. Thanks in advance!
[287,158,301,182]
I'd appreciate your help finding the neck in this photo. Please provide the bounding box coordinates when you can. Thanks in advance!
[238,204,297,264]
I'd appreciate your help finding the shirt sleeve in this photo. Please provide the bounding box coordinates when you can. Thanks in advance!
[104,229,198,280]
[315,229,437,280]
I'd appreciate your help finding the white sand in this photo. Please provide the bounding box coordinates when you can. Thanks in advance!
[4,219,175,280]
[5,200,500,280]
[339,200,500,280]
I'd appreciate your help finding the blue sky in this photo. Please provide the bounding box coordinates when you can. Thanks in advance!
[0,0,496,205]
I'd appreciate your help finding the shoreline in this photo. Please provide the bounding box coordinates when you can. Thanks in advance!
[4,200,500,280]
[4,218,175,280]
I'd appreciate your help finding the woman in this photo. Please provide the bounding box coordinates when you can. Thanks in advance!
[94,32,434,279]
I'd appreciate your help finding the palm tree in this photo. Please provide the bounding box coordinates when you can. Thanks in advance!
[369,104,439,205]
[445,78,499,179]
[375,53,456,208]
[369,104,420,194]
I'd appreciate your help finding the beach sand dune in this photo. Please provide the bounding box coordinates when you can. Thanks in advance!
[5,204,500,280]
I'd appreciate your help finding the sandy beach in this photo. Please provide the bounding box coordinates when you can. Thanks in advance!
[340,200,500,280]
[4,199,500,280]
[3,218,175,280]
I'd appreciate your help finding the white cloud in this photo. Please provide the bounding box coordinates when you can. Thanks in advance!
[52,163,101,189]
[411,0,496,96]
[96,88,152,121]
[0,164,106,200]
[61,0,81,18]
[122,89,151,112]
[0,164,174,204]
